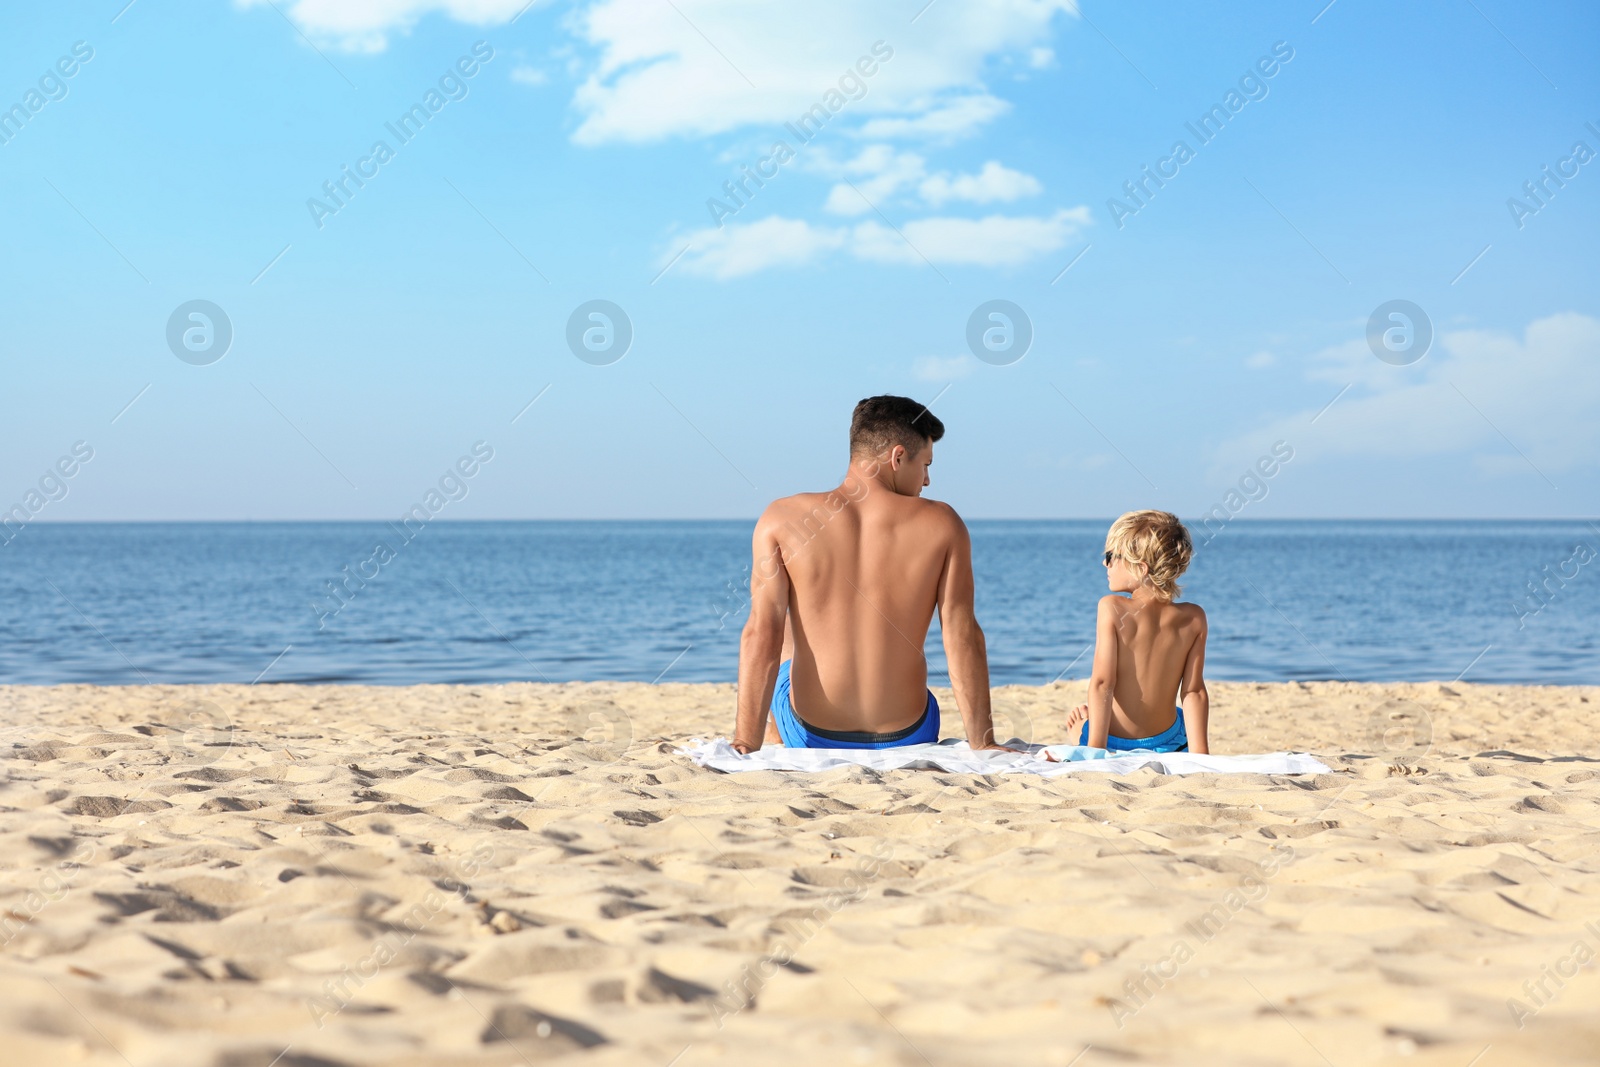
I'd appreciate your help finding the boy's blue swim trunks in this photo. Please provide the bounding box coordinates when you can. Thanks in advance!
[1079,709,1189,752]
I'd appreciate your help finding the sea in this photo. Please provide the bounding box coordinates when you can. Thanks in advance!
[0,520,1595,687]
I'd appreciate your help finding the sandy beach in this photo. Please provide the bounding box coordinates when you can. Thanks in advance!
[2,679,1597,1067]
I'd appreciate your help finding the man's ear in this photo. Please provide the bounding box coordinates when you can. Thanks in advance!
[887,444,906,470]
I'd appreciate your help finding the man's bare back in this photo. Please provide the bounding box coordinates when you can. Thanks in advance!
[762,485,957,733]
[732,396,1002,753]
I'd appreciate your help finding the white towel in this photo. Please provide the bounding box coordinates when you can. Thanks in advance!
[678,738,1331,777]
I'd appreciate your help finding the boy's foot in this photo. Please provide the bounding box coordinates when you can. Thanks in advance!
[1065,703,1089,734]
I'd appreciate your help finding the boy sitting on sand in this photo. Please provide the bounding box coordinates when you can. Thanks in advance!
[1061,510,1210,754]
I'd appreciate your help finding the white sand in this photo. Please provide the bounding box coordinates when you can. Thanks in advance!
[1,680,1597,1066]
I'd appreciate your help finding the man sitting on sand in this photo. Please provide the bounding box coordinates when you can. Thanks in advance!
[731,395,1006,753]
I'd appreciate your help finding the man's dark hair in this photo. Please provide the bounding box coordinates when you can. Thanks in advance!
[848,395,945,459]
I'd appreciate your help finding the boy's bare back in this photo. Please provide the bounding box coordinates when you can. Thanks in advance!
[1072,509,1210,754]
[1097,594,1207,739]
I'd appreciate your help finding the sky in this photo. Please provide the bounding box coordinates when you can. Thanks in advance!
[1,0,1596,523]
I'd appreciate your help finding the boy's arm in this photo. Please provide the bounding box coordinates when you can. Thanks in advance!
[1179,609,1209,755]
[1084,597,1120,748]
[936,511,1005,750]
[733,512,789,754]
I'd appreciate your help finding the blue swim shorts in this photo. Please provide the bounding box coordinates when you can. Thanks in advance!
[1079,708,1189,753]
[770,660,940,749]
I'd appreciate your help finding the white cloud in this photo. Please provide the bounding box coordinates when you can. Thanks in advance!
[510,65,548,86]
[914,355,975,382]
[1245,350,1275,368]
[241,0,1074,144]
[1029,46,1055,68]
[669,206,1091,277]
[235,0,530,52]
[855,95,1011,140]
[821,148,927,216]
[853,208,1090,267]
[919,160,1042,206]
[570,0,1075,144]
[1212,312,1600,480]
[817,149,1044,217]
[807,143,921,180]
[671,216,848,279]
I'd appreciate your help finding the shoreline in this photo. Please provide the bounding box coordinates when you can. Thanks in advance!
[3,678,1593,757]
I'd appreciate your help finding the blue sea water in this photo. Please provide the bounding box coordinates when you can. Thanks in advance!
[0,520,1595,686]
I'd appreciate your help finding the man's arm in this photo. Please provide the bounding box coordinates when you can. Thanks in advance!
[1179,609,1209,754]
[733,511,789,754]
[936,511,1004,749]
[1084,597,1120,749]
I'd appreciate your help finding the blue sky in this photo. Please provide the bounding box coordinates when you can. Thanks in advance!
[2,0,1596,522]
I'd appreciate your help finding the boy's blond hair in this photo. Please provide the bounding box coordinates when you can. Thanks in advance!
[1106,510,1193,601]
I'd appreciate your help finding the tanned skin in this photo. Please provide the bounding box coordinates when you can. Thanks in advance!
[1063,554,1210,753]
[732,440,1005,754]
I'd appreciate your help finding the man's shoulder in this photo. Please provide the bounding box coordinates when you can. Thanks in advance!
[887,498,966,551]
[759,491,965,542]
[760,491,836,521]
[907,496,965,529]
